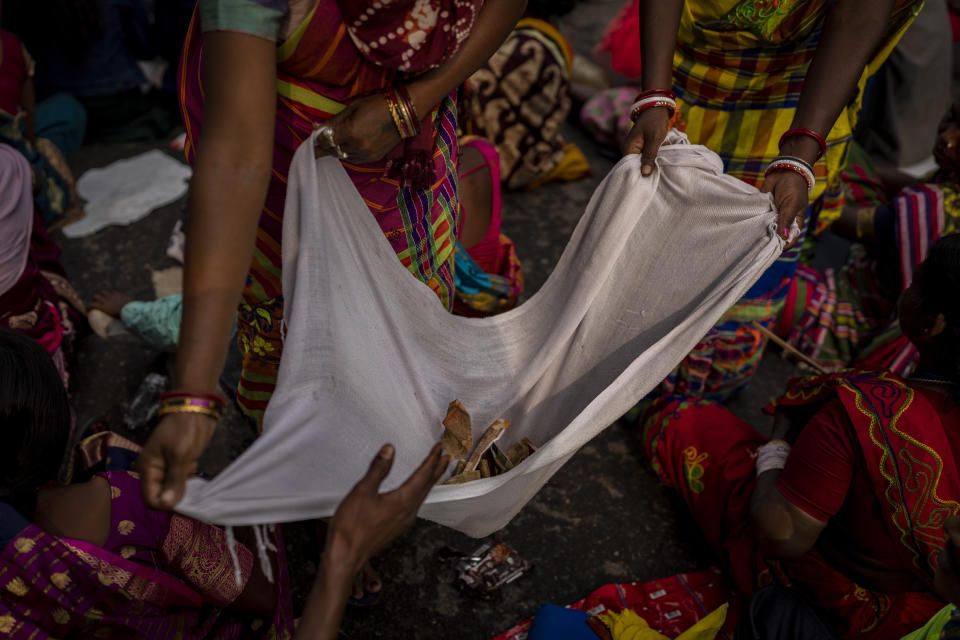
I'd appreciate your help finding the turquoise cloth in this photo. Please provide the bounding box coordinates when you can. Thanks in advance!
[120,296,185,352]
[121,295,238,352]
[35,93,86,159]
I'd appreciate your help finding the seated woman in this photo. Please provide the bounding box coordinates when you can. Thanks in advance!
[0,328,449,638]
[0,25,84,228]
[453,136,524,316]
[0,143,85,389]
[777,104,960,375]
[463,0,590,191]
[641,234,960,640]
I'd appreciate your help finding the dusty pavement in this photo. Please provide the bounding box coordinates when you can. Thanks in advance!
[55,1,805,638]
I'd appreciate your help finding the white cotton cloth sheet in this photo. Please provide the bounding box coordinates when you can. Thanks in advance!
[64,150,191,238]
[176,130,786,538]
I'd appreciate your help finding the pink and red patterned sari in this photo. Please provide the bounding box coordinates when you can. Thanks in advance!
[178,0,481,425]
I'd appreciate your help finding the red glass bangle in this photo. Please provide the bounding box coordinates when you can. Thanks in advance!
[161,390,226,406]
[631,100,676,120]
[634,88,676,102]
[779,127,826,159]
[395,83,421,130]
[766,161,814,191]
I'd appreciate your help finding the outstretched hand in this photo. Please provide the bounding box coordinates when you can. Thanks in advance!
[324,443,450,574]
[622,107,671,177]
[761,169,809,250]
[314,94,403,164]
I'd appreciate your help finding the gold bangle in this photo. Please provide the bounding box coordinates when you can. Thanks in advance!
[394,91,416,137]
[384,93,407,139]
[158,404,222,420]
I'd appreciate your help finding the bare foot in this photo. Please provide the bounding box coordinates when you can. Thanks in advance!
[89,290,133,318]
[351,561,382,601]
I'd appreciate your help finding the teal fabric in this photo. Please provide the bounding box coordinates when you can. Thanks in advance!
[199,0,287,40]
[120,296,185,352]
[121,295,238,352]
[453,240,512,305]
[35,94,87,159]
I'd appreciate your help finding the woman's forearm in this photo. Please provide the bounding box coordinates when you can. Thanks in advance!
[293,553,355,640]
[638,0,684,91]
[407,0,527,117]
[176,31,277,393]
[783,0,897,162]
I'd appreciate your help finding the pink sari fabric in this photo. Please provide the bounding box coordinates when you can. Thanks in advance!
[0,433,294,639]
[0,208,85,388]
[179,0,477,423]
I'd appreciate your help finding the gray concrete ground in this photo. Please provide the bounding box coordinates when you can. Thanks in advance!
[55,2,804,637]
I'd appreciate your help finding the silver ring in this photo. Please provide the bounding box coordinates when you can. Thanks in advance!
[317,125,348,160]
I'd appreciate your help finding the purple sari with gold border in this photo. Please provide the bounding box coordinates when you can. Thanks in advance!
[0,433,293,639]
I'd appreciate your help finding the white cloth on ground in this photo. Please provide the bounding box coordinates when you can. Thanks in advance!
[63,150,191,238]
[175,130,786,538]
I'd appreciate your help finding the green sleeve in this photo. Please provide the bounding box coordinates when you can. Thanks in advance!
[199,0,287,41]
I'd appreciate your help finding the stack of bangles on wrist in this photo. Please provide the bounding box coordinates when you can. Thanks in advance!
[764,127,826,193]
[629,88,677,122]
[764,155,816,193]
[384,85,421,140]
[158,391,226,421]
[755,439,791,476]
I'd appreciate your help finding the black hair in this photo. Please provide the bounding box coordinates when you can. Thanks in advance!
[918,234,960,396]
[0,330,71,516]
[526,0,580,19]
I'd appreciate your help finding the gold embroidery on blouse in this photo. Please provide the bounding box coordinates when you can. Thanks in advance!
[13,537,35,554]
[5,577,27,596]
[50,572,71,589]
[0,614,16,633]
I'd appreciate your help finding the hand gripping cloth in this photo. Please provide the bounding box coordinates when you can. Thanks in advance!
[176,131,786,537]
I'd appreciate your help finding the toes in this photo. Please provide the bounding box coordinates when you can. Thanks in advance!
[362,562,382,593]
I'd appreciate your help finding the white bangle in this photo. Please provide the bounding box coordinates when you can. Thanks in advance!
[756,439,791,476]
[764,156,815,193]
[629,96,677,122]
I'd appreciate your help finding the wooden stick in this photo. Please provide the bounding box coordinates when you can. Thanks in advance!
[750,321,827,375]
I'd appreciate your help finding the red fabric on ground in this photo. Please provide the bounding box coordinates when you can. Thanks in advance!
[490,568,740,640]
